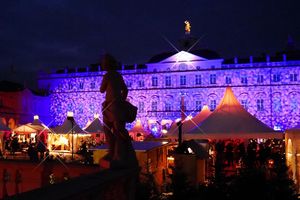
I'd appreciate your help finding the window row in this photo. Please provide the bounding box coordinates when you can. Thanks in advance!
[137,99,274,113]
[64,73,298,90]
[134,73,299,88]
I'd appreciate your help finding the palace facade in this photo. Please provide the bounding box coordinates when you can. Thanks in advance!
[38,50,300,135]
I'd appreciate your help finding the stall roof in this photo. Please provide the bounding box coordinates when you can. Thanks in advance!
[129,120,149,135]
[84,118,104,133]
[167,105,211,137]
[51,117,87,134]
[186,87,282,139]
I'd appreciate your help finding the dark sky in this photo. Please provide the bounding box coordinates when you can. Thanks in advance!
[0,0,299,88]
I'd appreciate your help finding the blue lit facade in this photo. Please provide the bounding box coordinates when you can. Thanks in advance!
[38,51,300,133]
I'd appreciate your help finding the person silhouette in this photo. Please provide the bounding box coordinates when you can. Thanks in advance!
[100,54,138,169]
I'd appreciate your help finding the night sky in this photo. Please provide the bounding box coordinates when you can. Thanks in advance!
[0,0,299,89]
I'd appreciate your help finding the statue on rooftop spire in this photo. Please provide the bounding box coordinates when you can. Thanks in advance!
[184,20,191,35]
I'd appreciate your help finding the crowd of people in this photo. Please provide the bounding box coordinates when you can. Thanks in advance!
[2,133,47,161]
[213,138,285,171]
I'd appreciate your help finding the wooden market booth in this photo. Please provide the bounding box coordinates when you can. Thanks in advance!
[168,87,283,186]
[91,141,169,187]
[129,119,150,141]
[285,124,300,192]
[49,113,90,158]
[84,115,105,145]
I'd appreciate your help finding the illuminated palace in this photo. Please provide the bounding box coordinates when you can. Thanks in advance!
[38,49,300,134]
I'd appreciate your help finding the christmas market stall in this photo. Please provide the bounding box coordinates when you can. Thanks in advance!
[49,112,90,159]
[186,87,283,140]
[129,119,150,141]
[167,105,212,139]
[84,114,105,145]
[13,115,50,143]
[285,124,300,192]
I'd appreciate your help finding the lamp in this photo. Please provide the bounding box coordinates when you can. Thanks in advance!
[67,111,74,160]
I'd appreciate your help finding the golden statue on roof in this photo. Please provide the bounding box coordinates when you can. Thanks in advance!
[184,20,191,34]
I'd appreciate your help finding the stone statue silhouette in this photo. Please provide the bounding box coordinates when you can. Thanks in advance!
[100,54,138,169]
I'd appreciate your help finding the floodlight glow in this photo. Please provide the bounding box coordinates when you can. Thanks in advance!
[175,118,181,123]
[161,129,168,134]
[187,147,193,154]
[167,156,174,161]
[67,111,74,117]
[94,113,99,118]
[185,115,193,121]
[34,115,39,120]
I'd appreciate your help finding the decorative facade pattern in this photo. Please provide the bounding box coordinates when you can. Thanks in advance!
[38,51,300,135]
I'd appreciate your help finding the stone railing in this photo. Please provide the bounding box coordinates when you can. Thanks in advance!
[7,168,138,200]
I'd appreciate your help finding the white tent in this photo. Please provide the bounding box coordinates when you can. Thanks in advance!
[185,87,282,139]
[14,115,50,133]
[13,116,50,143]
[129,119,149,141]
[84,117,105,142]
[49,116,89,152]
[51,117,87,134]
[167,105,211,138]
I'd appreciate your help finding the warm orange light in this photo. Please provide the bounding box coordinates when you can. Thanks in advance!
[167,156,174,161]
[184,20,191,34]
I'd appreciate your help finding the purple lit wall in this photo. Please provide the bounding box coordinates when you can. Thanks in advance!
[38,51,300,133]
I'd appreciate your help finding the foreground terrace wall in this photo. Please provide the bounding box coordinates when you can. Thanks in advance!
[7,168,137,200]
[0,160,100,199]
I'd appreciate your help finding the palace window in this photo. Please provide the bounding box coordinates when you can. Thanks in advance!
[165,102,172,111]
[78,104,83,114]
[180,75,186,86]
[257,99,264,111]
[165,76,171,87]
[241,100,248,110]
[79,82,84,90]
[210,100,217,111]
[89,104,95,112]
[195,101,202,111]
[138,102,145,112]
[225,77,232,84]
[126,81,132,88]
[90,82,96,89]
[291,99,298,112]
[152,77,158,87]
[272,74,281,82]
[290,74,298,82]
[67,103,72,111]
[138,80,144,88]
[68,83,73,90]
[257,75,264,83]
[210,74,217,84]
[195,75,201,85]
[241,76,248,84]
[273,98,282,112]
[151,101,158,111]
